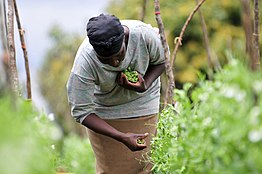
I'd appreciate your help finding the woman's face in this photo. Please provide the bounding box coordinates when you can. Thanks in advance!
[96,42,126,67]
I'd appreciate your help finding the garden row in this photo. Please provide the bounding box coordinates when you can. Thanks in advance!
[151,57,262,173]
[1,57,261,173]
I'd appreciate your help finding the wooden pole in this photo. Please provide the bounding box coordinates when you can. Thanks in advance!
[140,0,147,22]
[170,0,206,67]
[241,0,254,67]
[195,0,216,79]
[0,0,10,87]
[13,0,32,99]
[253,0,260,70]
[154,0,175,107]
[7,0,20,96]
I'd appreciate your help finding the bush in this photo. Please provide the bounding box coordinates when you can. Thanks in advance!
[0,97,61,174]
[0,96,95,174]
[151,58,262,173]
[56,134,95,174]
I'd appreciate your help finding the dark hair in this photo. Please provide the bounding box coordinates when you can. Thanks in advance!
[86,14,124,57]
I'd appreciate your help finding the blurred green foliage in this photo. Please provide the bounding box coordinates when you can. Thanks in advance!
[39,0,262,139]
[2,1,262,172]
[0,96,95,173]
[0,97,58,174]
[151,56,262,173]
[39,25,86,136]
[57,134,95,174]
[38,26,96,172]
[107,0,262,84]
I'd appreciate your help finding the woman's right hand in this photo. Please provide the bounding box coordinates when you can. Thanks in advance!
[82,114,149,152]
[117,72,147,93]
[120,132,149,151]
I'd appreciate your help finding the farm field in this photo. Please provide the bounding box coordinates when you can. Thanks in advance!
[1,58,262,173]
[0,0,261,173]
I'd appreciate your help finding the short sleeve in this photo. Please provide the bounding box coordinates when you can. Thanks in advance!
[66,72,95,123]
[144,26,166,65]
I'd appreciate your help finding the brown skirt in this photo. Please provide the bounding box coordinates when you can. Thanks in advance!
[87,114,158,174]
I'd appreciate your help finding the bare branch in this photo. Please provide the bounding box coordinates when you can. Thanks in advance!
[0,0,8,51]
[195,0,215,79]
[154,0,175,107]
[7,0,20,95]
[241,0,254,66]
[13,0,32,99]
[140,0,147,22]
[170,0,206,66]
[0,0,10,89]
[253,0,260,70]
[242,0,253,54]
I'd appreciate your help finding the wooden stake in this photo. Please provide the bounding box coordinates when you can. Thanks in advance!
[140,0,147,22]
[253,0,261,70]
[7,0,20,96]
[195,0,221,79]
[13,0,32,99]
[170,0,206,67]
[154,0,175,107]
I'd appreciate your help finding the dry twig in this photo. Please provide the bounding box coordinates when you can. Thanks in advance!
[253,0,260,70]
[170,0,206,66]
[154,0,175,107]
[195,0,215,79]
[13,0,32,99]
[7,0,20,95]
[140,0,147,22]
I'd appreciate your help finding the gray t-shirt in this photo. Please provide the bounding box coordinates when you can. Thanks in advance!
[67,20,165,123]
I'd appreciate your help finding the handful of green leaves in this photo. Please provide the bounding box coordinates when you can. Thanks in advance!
[136,138,145,145]
[123,67,138,83]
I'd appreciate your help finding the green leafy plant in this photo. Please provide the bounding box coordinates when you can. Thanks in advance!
[151,57,262,173]
[123,67,138,83]
[0,96,95,174]
[56,134,95,174]
[0,97,60,174]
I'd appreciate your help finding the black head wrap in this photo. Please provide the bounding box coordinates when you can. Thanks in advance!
[86,14,124,57]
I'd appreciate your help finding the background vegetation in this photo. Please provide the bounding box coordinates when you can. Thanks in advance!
[107,0,252,83]
[0,96,95,173]
[1,0,261,173]
[150,57,262,173]
[38,25,85,136]
[38,0,262,135]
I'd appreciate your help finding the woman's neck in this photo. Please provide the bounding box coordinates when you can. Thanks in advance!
[123,25,129,46]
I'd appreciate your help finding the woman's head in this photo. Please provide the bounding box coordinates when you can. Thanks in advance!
[86,14,125,61]
[95,39,126,67]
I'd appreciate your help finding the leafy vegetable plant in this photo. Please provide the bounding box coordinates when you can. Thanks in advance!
[57,134,95,174]
[150,57,262,173]
[0,97,60,174]
[123,67,138,83]
[0,96,96,174]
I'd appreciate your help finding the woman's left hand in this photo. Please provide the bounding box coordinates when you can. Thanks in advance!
[117,72,147,92]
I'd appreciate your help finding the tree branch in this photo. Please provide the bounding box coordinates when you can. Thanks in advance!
[170,0,206,67]
[140,0,147,22]
[154,0,175,107]
[195,0,219,79]
[253,0,260,70]
[7,0,20,96]
[13,0,32,99]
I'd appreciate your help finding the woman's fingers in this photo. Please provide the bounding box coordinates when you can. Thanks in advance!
[117,72,125,85]
[136,133,148,147]
[137,73,144,83]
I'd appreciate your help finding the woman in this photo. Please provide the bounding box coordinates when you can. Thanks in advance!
[67,13,165,174]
